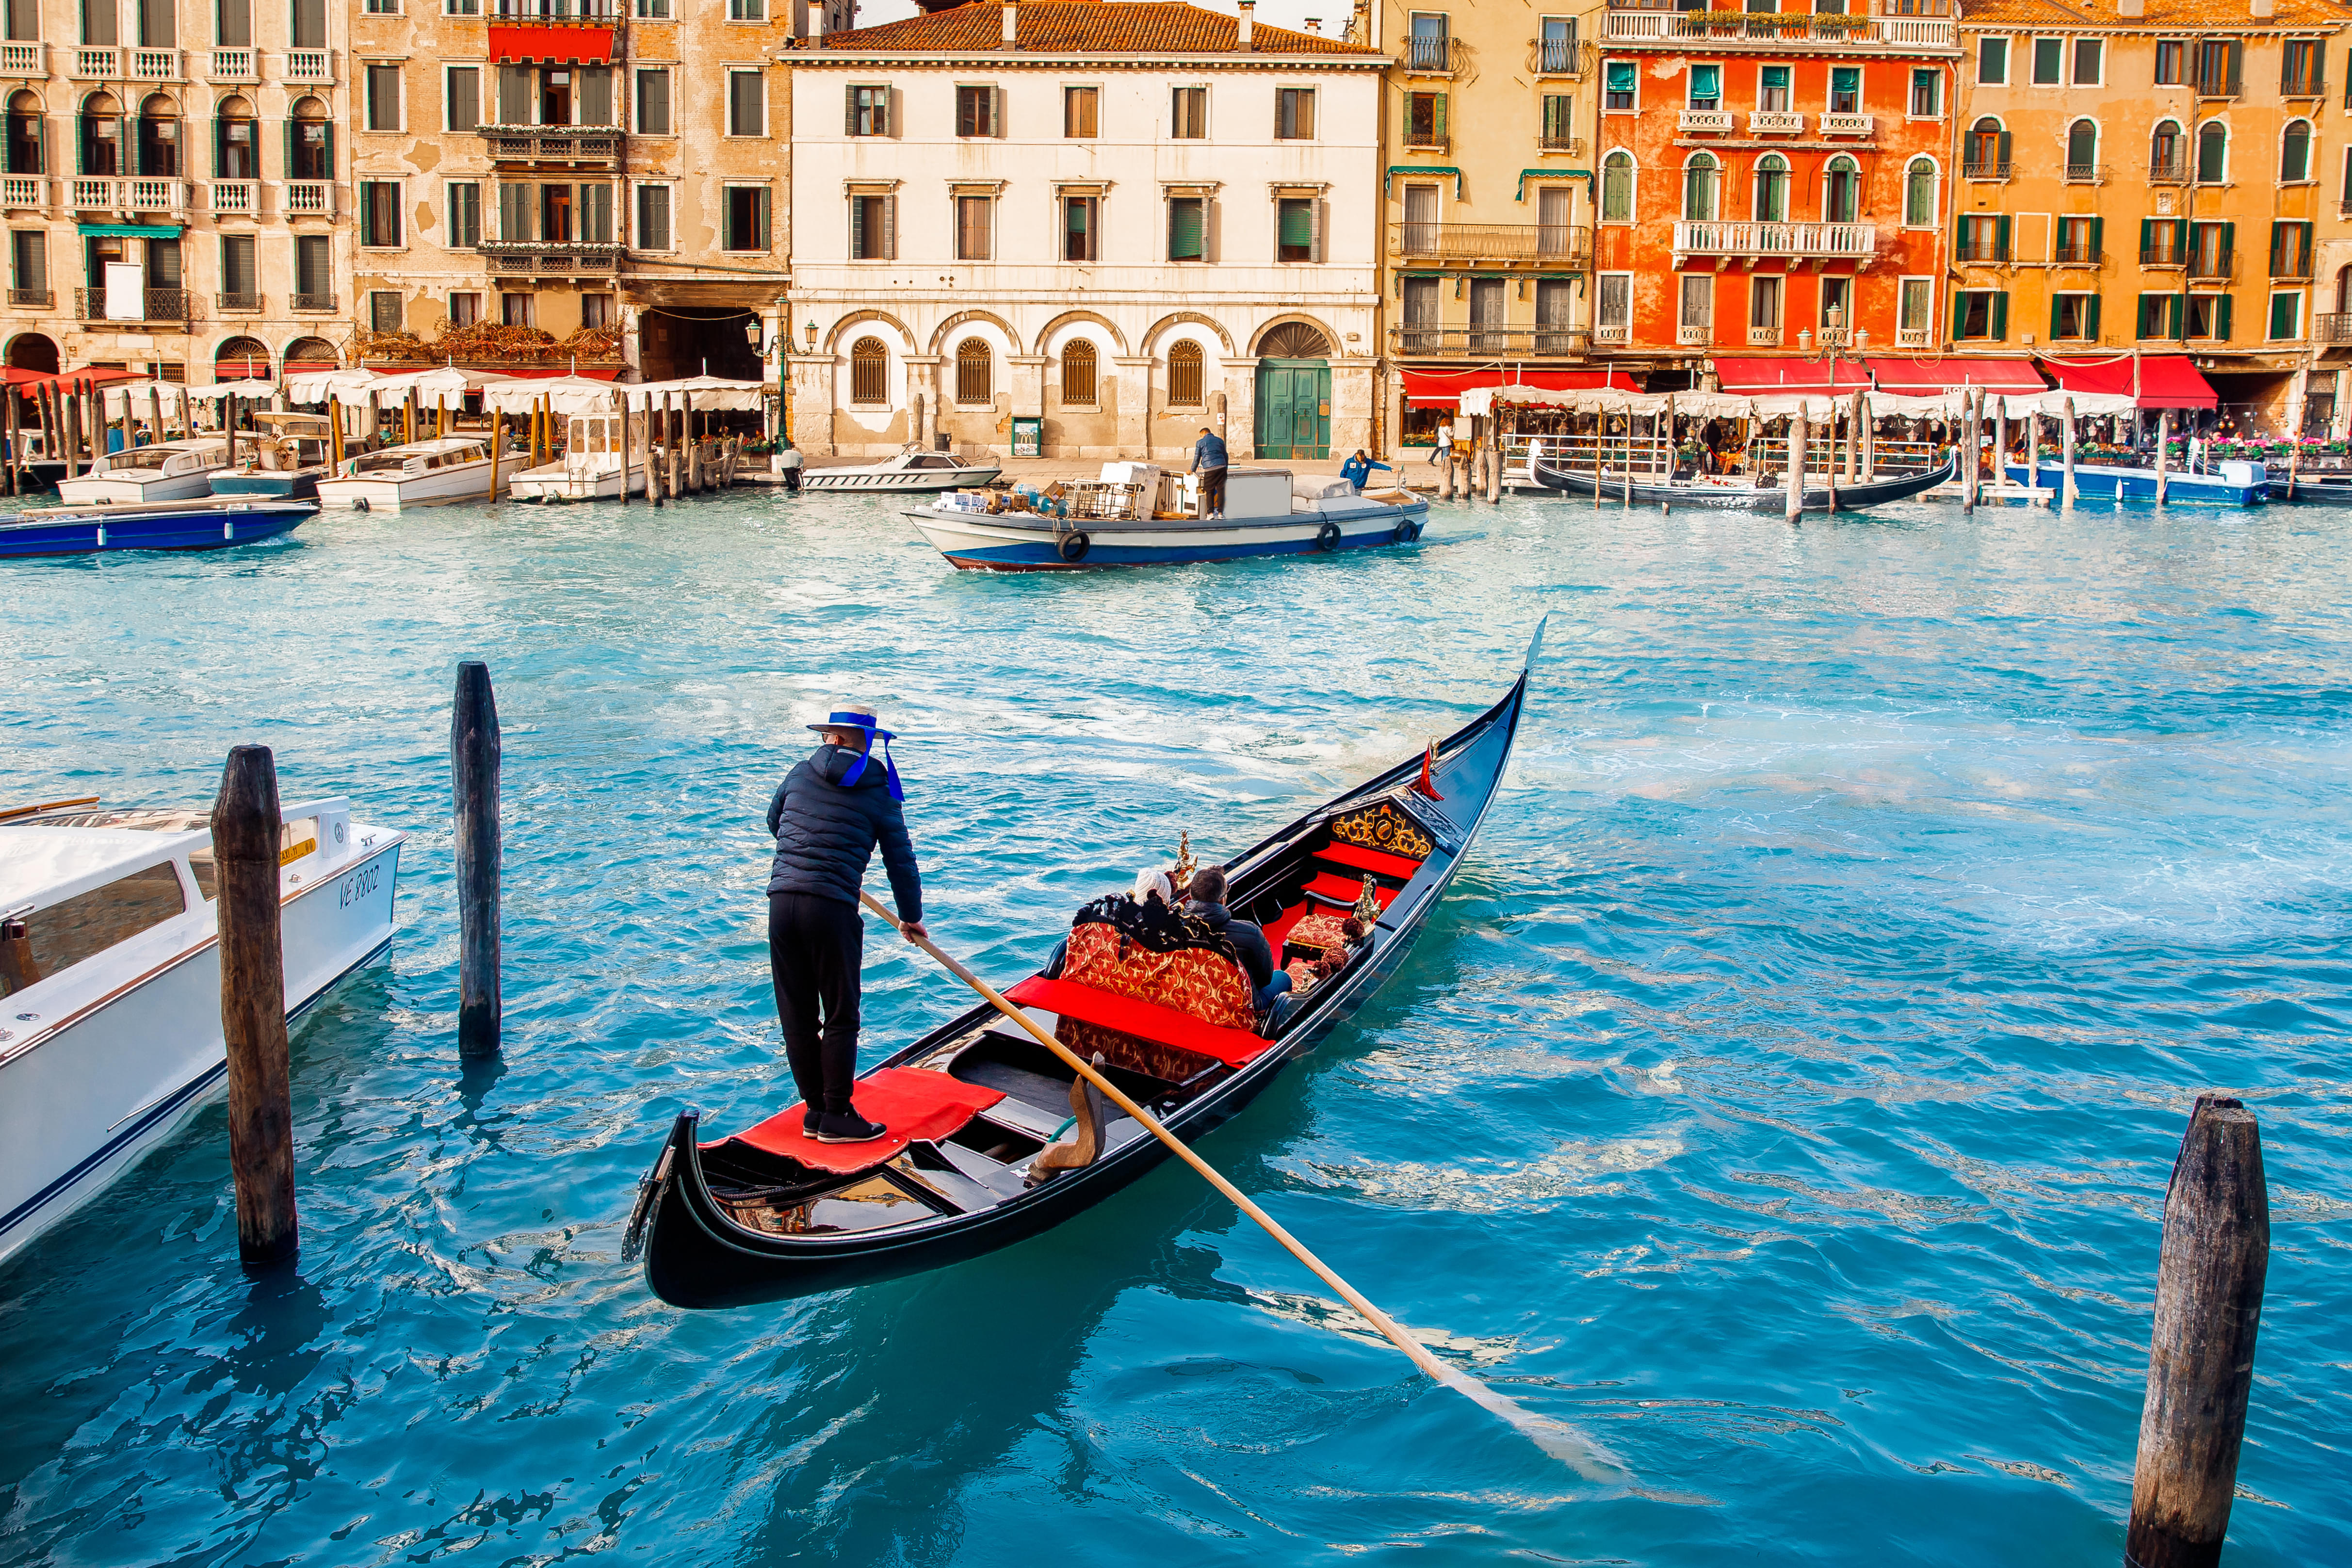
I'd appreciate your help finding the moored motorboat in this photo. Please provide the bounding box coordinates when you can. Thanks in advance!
[208,412,343,500]
[53,439,232,504]
[805,447,1002,494]
[2265,470,2352,503]
[906,464,1430,569]
[0,497,314,559]
[1531,453,1956,512]
[315,435,506,512]
[2002,459,2269,506]
[505,410,644,502]
[625,624,1541,1308]
[0,794,405,1269]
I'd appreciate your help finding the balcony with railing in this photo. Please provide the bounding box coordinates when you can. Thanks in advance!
[1600,8,1956,51]
[73,287,191,327]
[1389,325,1590,357]
[1402,36,1461,73]
[1746,324,1780,346]
[0,42,42,75]
[217,291,262,312]
[1896,325,1932,347]
[70,178,189,215]
[209,48,258,81]
[1956,241,2005,264]
[479,125,623,165]
[7,286,49,307]
[2141,243,2185,270]
[1961,158,2010,181]
[1677,322,1711,345]
[2150,154,2190,184]
[1534,38,1590,76]
[1673,220,1875,261]
[2054,241,2102,265]
[1392,221,1591,264]
[2188,249,2234,280]
[1596,323,1629,345]
[290,291,336,312]
[2313,312,2352,344]
[1750,111,1804,135]
[1818,113,1873,137]
[2064,163,2109,185]
[1680,108,1734,133]
[0,175,45,210]
[1401,127,1448,152]
[1538,132,1584,155]
[210,180,258,215]
[285,180,333,216]
[284,48,333,83]
[479,240,626,273]
[2271,252,2313,282]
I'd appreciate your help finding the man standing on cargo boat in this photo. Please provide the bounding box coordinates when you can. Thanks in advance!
[765,701,926,1144]
[1191,425,1228,519]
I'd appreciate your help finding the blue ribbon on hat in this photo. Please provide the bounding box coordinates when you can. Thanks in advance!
[828,711,904,801]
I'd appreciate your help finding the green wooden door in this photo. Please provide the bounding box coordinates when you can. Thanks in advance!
[1254,359,1330,459]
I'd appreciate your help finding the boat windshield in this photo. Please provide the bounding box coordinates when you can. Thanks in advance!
[112,449,175,470]
[0,860,187,999]
[352,450,415,472]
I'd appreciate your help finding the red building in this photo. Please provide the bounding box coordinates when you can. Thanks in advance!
[1591,2,1961,391]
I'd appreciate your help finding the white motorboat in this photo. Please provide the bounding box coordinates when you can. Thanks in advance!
[506,411,643,502]
[53,439,231,504]
[0,794,405,1270]
[804,447,1001,494]
[315,436,506,512]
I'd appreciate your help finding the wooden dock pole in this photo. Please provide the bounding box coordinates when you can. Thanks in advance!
[1784,406,1806,522]
[2155,411,2173,505]
[452,661,503,1058]
[211,745,298,1265]
[2126,1095,2269,1568]
[2062,397,2079,509]
[617,390,633,505]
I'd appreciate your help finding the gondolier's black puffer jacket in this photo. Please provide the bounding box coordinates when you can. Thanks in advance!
[764,744,922,923]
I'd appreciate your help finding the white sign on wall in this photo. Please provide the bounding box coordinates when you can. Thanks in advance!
[104,261,145,322]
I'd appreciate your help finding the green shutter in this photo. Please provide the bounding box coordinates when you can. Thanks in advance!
[1991,291,2009,339]
[211,117,222,178]
[281,116,291,177]
[2139,217,2154,258]
[1279,199,1312,249]
[1953,291,1967,338]
[2216,292,2233,339]
[2270,290,2296,339]
[1995,214,2011,260]
[2270,221,2285,275]
[1996,130,2012,168]
[2227,40,2243,96]
[2085,293,2101,340]
[2137,292,2156,337]
[2050,293,2063,340]
[1169,198,1202,260]
[2218,220,2235,270]
[1434,93,1447,141]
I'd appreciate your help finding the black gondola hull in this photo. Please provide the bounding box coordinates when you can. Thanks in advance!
[633,631,1537,1309]
[1531,454,1956,512]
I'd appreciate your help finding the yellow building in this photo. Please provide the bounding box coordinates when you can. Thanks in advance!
[1371,0,1611,457]
[1953,0,2349,433]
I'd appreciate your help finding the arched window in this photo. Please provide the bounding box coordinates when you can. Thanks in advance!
[79,91,120,177]
[2065,118,2097,179]
[2151,118,2184,178]
[6,90,41,175]
[1823,156,1858,223]
[1966,116,2004,175]
[849,336,888,405]
[135,93,177,176]
[1601,150,1633,223]
[1903,157,1936,226]
[1168,340,1203,407]
[1754,153,1788,223]
[2196,121,2227,184]
[954,336,992,404]
[215,94,257,179]
[1682,152,1718,221]
[281,335,338,369]
[288,95,331,181]
[2282,118,2312,182]
[2337,264,2352,316]
[214,336,271,380]
[1059,339,1097,405]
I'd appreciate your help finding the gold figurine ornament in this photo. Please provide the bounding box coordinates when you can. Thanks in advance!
[1352,874,1382,925]
[1170,829,1197,895]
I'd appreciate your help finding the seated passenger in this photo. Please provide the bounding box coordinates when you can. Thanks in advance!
[1183,864,1289,1014]
[1049,866,1179,975]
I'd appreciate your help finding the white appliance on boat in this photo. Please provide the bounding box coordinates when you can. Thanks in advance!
[506,411,644,502]
[0,796,405,1270]
[803,447,1001,494]
[315,436,506,512]
[53,439,232,504]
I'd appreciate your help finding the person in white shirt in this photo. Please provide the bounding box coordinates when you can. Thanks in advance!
[1427,419,1453,466]
[777,440,804,492]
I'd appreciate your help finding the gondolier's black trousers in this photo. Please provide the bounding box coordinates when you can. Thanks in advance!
[768,891,863,1115]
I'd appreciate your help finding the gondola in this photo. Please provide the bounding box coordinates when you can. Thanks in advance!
[1531,453,1956,513]
[625,623,1544,1309]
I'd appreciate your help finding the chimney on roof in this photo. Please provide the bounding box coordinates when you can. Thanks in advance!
[1305,16,1321,34]
[1347,0,1366,44]
[1002,0,1018,47]
[2250,0,2275,14]
[2115,0,2143,13]
[1237,0,1254,49]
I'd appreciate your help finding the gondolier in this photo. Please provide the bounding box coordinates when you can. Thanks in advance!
[765,700,926,1144]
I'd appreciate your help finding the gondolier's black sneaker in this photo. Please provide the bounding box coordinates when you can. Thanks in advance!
[812,1110,890,1144]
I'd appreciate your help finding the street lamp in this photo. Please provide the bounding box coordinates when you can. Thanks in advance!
[804,317,818,351]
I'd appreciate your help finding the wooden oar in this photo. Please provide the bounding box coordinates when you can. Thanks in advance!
[856,888,1625,1475]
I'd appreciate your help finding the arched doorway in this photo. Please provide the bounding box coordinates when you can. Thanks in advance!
[1253,321,1331,459]
[6,331,58,373]
[215,335,270,380]
[637,305,758,382]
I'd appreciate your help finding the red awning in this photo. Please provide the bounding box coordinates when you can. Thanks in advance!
[2038,355,2217,410]
[1864,356,2046,395]
[1710,358,1872,394]
[4,364,147,392]
[1401,368,1635,406]
[487,23,615,63]
[499,364,623,381]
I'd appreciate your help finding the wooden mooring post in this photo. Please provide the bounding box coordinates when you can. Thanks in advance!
[211,745,298,1265]
[453,662,503,1057]
[2125,1095,2269,1568]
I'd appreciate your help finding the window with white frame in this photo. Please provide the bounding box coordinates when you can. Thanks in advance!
[449,290,481,325]
[634,181,672,250]
[359,178,401,245]
[724,184,770,249]
[1604,59,1635,111]
[846,83,889,136]
[1898,276,1932,339]
[635,0,669,14]
[1908,68,1940,117]
[364,63,402,130]
[727,70,764,136]
[729,0,765,18]
[1170,85,1206,138]
[445,65,479,132]
[444,0,480,13]
[956,193,992,260]
[2072,37,2103,84]
[1977,37,2007,84]
[2269,290,2304,340]
[849,191,894,259]
[636,68,671,135]
[1601,150,1633,222]
[445,179,479,246]
[1679,274,1712,334]
[1597,271,1631,339]
[2030,37,2062,85]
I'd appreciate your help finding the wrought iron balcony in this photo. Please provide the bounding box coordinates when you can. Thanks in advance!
[217,291,262,311]
[1533,38,1590,76]
[2188,251,2234,280]
[1392,221,1590,264]
[1961,159,2010,180]
[1599,11,1956,50]
[290,291,337,312]
[2141,246,2185,269]
[1956,242,2006,263]
[2313,311,2352,343]
[2271,255,2312,282]
[74,286,191,327]
[479,240,625,274]
[7,286,49,306]
[1389,325,1590,357]
[2064,163,2109,185]
[1402,36,1461,73]
[2149,155,2190,183]
[478,125,624,165]
[1672,220,1875,261]
[1538,132,1584,155]
[2054,242,2102,265]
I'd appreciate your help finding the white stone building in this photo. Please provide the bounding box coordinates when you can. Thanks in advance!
[783,0,1387,462]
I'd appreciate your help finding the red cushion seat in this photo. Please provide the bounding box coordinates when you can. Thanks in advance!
[1004,975,1274,1068]
[1315,841,1427,880]
[713,1066,1006,1175]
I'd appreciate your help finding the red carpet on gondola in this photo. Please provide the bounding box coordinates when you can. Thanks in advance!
[716,1067,1006,1175]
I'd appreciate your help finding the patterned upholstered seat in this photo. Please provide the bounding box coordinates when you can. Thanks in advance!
[1023,918,1263,1082]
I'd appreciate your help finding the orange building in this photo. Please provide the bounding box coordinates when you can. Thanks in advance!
[1591,2,1962,388]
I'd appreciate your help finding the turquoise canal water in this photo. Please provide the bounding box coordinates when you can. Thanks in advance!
[2,490,2349,1566]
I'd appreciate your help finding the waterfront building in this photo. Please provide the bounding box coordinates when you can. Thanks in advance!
[349,0,838,384]
[1953,0,2349,433]
[782,0,1386,462]
[1373,0,1616,453]
[0,0,350,383]
[1591,0,1961,394]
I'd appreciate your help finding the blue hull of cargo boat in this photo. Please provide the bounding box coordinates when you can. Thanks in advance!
[2001,461,2268,506]
[0,501,313,559]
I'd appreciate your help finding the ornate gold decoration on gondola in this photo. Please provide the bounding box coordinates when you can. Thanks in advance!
[1352,874,1382,925]
[1170,829,1197,894]
[1328,801,1434,861]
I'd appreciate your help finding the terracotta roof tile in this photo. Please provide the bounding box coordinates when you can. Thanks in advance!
[1958,0,2352,29]
[817,1,1382,56]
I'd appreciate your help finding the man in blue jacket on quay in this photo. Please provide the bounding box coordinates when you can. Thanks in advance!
[765,699,926,1143]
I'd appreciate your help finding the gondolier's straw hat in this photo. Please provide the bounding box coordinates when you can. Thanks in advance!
[809,700,904,801]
